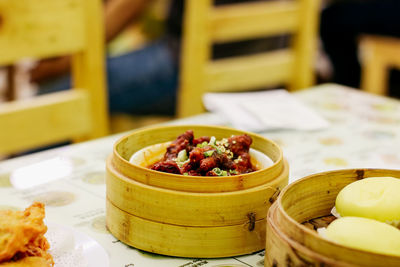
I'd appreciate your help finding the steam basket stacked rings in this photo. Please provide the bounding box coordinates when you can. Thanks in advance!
[106,125,288,257]
[265,169,400,267]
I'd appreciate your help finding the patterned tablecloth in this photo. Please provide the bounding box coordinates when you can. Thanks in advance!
[0,84,399,267]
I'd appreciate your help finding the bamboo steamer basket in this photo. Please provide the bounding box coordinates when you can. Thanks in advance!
[106,125,289,258]
[110,125,285,193]
[265,169,400,267]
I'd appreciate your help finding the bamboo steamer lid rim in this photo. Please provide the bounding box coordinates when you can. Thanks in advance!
[113,124,283,177]
[108,154,288,197]
[111,124,284,192]
[275,168,400,261]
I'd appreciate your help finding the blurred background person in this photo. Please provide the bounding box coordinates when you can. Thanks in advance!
[320,0,400,97]
[32,0,179,116]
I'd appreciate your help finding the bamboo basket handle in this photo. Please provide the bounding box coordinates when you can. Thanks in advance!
[268,186,282,205]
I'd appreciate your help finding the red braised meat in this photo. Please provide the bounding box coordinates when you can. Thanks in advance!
[150,130,257,176]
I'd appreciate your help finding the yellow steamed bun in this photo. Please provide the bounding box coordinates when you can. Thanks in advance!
[335,177,400,223]
[325,217,400,257]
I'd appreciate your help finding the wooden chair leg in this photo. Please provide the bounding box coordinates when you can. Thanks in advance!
[5,65,17,101]
[361,59,388,96]
[360,38,389,95]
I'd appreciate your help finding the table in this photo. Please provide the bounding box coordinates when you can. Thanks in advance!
[1,84,400,267]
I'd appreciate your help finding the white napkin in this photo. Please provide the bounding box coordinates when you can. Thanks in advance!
[203,89,329,132]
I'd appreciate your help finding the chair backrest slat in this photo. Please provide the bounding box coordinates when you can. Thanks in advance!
[0,90,91,154]
[0,0,86,65]
[0,0,108,155]
[210,1,300,43]
[206,49,294,92]
[178,0,320,117]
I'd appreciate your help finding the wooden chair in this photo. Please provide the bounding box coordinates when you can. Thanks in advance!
[360,35,400,96]
[0,0,109,155]
[177,0,320,117]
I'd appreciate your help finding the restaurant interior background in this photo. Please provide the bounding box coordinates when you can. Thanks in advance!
[1,1,400,266]
[1,0,399,158]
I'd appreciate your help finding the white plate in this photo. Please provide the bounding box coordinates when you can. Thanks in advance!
[46,222,109,267]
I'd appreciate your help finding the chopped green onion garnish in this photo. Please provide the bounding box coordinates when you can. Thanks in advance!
[183,172,189,176]
[209,136,216,145]
[197,141,208,148]
[212,167,228,176]
[203,150,214,157]
[229,169,238,174]
[177,149,188,162]
[212,167,222,175]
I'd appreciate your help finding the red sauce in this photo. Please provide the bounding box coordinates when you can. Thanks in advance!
[150,130,256,176]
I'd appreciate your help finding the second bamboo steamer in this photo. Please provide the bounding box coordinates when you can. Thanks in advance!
[265,169,400,267]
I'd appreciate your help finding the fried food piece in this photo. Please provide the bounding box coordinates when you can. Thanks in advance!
[164,130,194,160]
[151,159,181,174]
[192,136,210,146]
[227,134,252,155]
[0,203,53,266]
[151,131,256,176]
[233,152,254,174]
[0,256,51,267]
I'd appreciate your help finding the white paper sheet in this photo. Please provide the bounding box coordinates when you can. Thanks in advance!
[203,89,329,132]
